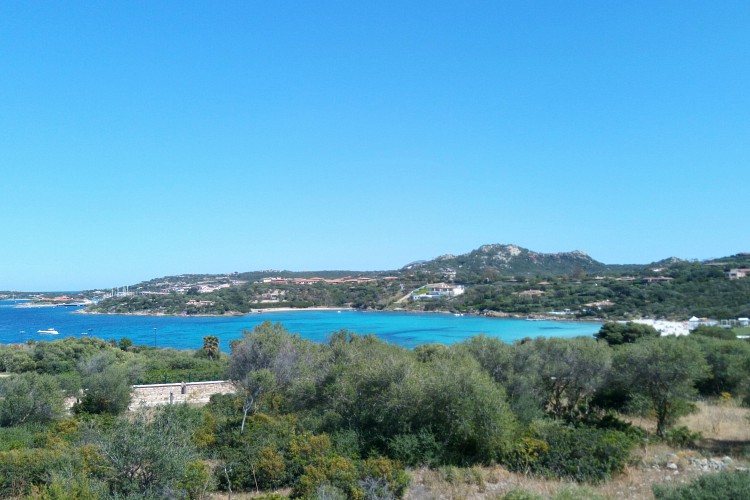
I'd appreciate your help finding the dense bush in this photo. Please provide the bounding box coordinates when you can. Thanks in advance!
[91,407,202,498]
[663,426,702,448]
[0,372,65,426]
[506,422,639,483]
[0,447,74,497]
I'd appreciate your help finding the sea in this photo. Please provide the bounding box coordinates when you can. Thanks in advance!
[0,300,600,352]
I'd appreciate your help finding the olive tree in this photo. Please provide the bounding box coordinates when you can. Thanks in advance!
[615,336,709,436]
[541,337,612,418]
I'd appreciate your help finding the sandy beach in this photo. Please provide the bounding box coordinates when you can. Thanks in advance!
[631,318,691,336]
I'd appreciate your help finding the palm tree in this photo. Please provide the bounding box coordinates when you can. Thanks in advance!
[202,335,220,361]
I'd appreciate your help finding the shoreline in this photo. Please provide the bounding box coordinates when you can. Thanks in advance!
[73,305,603,324]
[74,306,356,318]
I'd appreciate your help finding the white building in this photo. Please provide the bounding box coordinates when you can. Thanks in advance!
[412,283,465,301]
[726,269,750,279]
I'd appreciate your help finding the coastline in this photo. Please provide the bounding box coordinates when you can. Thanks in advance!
[73,305,602,324]
[74,306,356,318]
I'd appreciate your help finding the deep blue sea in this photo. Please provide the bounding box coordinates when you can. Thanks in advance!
[0,300,599,351]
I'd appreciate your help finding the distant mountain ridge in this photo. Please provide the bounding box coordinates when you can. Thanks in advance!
[403,244,642,277]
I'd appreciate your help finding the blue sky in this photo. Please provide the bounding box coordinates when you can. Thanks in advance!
[1,1,748,291]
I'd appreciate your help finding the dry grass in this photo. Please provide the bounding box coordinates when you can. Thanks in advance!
[405,453,714,500]
[679,400,750,442]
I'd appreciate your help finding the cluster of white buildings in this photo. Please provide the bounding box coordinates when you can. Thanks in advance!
[631,316,750,337]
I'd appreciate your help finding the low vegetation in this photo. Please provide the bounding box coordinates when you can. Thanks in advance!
[0,322,749,498]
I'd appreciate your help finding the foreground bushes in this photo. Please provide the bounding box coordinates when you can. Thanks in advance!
[506,422,639,483]
[3,324,746,496]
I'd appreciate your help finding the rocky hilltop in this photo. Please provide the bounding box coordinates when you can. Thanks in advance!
[403,243,617,277]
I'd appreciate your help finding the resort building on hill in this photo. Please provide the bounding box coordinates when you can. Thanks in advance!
[412,283,465,301]
[726,268,750,280]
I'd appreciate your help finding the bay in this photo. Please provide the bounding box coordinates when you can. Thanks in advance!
[0,300,600,351]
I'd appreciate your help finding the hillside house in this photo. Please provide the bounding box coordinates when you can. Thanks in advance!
[726,269,750,280]
[412,283,465,301]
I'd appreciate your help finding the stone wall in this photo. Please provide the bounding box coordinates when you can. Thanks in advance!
[129,380,235,410]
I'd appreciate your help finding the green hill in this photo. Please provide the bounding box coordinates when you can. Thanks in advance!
[402,244,644,280]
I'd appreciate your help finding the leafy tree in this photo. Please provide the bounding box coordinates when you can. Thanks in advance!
[461,335,547,423]
[237,369,276,434]
[520,337,612,419]
[0,347,36,373]
[74,353,132,415]
[0,372,65,426]
[227,321,323,413]
[419,351,518,462]
[595,322,659,345]
[615,337,709,436]
[691,336,750,397]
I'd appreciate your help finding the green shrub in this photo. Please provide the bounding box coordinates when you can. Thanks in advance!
[0,448,71,497]
[501,489,543,500]
[387,430,441,467]
[505,422,637,483]
[586,413,646,439]
[24,473,109,500]
[663,426,702,448]
[291,454,409,499]
[653,470,750,499]
[0,373,65,426]
[293,455,359,498]
[0,423,50,451]
[177,460,215,500]
[553,485,606,500]
[359,457,410,497]
[331,429,361,459]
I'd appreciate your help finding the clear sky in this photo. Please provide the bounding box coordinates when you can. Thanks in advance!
[1,1,748,291]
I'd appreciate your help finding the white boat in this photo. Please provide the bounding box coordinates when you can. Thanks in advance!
[37,328,59,335]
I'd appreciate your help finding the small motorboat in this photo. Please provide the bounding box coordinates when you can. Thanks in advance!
[37,328,59,335]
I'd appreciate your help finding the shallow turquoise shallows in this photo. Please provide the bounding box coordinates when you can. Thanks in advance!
[0,301,599,351]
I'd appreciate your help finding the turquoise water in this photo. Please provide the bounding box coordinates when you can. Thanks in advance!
[0,300,599,351]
